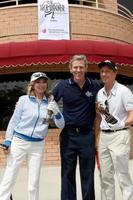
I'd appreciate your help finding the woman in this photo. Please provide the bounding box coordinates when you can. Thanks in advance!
[0,72,65,200]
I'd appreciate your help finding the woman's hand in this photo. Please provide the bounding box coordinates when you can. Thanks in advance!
[47,100,60,115]
[0,143,10,154]
[3,148,10,155]
[0,140,11,155]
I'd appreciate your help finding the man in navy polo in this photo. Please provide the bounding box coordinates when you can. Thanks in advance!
[53,55,100,200]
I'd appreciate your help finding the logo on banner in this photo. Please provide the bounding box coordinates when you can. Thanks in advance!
[42,28,47,33]
[40,1,65,19]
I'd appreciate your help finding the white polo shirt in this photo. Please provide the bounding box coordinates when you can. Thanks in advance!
[96,81,133,130]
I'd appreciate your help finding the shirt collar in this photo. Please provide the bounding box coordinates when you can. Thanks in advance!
[103,81,118,96]
[69,76,91,85]
[69,77,74,85]
[29,95,48,103]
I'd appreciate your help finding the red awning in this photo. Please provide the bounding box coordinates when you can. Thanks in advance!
[0,40,133,68]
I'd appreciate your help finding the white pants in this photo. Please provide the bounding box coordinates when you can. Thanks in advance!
[0,137,44,200]
[99,129,133,200]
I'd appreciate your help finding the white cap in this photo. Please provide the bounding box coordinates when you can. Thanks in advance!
[30,72,49,82]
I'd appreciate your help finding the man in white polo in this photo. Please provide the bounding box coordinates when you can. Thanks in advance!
[96,60,133,200]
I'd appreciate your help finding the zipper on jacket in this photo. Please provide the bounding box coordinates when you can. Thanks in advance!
[31,102,40,137]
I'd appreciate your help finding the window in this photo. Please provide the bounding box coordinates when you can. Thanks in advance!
[117,0,133,13]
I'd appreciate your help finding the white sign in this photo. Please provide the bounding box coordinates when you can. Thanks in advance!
[38,0,70,40]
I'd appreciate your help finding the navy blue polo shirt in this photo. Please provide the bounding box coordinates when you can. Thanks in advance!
[53,77,100,128]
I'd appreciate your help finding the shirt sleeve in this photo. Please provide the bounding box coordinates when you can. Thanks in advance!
[96,89,103,103]
[53,113,65,129]
[5,96,25,141]
[122,87,133,111]
[52,81,63,102]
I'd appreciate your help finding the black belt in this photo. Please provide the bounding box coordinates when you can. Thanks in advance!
[101,128,128,133]
[64,125,92,133]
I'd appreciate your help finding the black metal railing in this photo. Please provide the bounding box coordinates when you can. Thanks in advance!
[0,0,132,20]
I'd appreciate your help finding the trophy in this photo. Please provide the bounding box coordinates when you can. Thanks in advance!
[97,102,118,124]
[43,91,54,125]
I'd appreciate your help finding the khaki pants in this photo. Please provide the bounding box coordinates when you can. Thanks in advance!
[0,137,44,200]
[99,129,133,200]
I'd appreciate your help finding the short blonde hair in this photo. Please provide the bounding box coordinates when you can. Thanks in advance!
[69,54,88,69]
[27,81,35,96]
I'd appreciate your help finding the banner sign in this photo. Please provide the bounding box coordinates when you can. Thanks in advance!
[38,0,70,40]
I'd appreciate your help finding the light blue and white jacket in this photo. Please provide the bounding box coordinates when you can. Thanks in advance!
[4,95,65,147]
